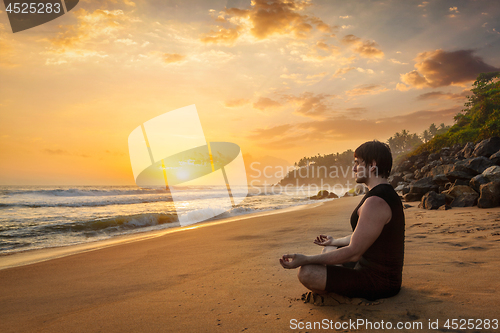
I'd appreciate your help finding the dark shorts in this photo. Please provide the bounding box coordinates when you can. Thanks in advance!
[325,261,401,301]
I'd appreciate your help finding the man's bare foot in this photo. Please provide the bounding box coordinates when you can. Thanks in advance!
[300,292,381,306]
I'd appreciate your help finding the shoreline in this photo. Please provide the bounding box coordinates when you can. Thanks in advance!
[0,199,328,270]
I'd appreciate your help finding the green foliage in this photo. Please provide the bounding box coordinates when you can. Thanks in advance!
[387,129,423,156]
[411,71,500,155]
[296,150,354,168]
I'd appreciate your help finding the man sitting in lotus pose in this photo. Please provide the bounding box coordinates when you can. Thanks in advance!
[280,140,405,301]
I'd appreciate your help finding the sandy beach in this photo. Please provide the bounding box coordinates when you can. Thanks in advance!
[1,196,500,332]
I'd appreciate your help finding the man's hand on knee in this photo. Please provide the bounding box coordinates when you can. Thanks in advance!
[279,253,308,269]
[314,234,333,246]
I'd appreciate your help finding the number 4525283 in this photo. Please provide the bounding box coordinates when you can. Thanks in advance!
[443,319,498,330]
[5,2,62,14]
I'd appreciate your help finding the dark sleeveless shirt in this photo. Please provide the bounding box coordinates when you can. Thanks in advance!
[350,183,405,286]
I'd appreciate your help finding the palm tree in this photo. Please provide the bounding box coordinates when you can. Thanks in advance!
[421,129,432,143]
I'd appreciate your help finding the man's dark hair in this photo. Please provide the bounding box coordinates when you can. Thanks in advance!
[354,140,392,178]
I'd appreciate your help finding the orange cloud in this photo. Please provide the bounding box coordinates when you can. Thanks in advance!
[250,92,335,118]
[313,40,340,56]
[401,49,499,88]
[341,34,384,59]
[416,91,469,100]
[202,0,333,44]
[332,66,356,78]
[286,92,333,118]
[346,84,389,96]
[200,27,240,45]
[163,53,186,64]
[316,40,330,51]
[49,9,128,50]
[395,83,410,91]
[253,97,282,110]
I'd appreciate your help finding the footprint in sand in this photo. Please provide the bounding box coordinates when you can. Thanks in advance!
[299,292,381,306]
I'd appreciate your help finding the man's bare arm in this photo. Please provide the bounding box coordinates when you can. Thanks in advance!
[332,234,351,247]
[313,234,352,247]
[280,196,391,268]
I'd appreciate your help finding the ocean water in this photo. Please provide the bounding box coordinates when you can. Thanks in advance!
[0,185,337,254]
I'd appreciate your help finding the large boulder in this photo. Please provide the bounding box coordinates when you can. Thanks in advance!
[473,137,500,158]
[419,191,446,210]
[394,184,405,192]
[310,190,330,199]
[421,161,439,175]
[445,171,475,182]
[462,156,495,174]
[490,150,500,166]
[409,177,439,195]
[432,174,449,186]
[388,173,404,188]
[444,163,477,182]
[443,185,479,207]
[477,182,500,208]
[403,173,414,182]
[404,192,424,202]
[456,142,475,159]
[469,174,489,193]
[426,163,454,178]
[452,179,469,187]
[482,165,500,183]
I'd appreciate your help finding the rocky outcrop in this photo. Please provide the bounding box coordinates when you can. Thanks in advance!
[404,177,438,202]
[490,151,500,165]
[443,185,479,207]
[482,165,500,183]
[310,190,338,200]
[463,156,495,174]
[418,191,446,210]
[469,174,489,193]
[477,182,500,208]
[456,142,475,159]
[392,137,500,209]
[388,173,404,188]
[472,137,500,158]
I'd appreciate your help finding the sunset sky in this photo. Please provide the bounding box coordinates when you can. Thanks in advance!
[1,0,499,185]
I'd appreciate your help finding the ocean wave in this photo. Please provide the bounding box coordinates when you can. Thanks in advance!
[4,187,172,197]
[39,213,179,233]
[0,197,175,208]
